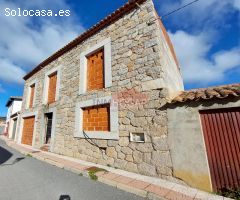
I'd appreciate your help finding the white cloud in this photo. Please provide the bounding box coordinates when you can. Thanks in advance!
[156,0,239,30]
[0,59,26,84]
[0,0,84,84]
[169,30,240,84]
[233,0,240,10]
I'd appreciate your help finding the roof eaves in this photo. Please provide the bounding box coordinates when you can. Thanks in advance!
[23,0,147,81]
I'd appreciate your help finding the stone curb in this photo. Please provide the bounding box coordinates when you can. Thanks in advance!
[1,137,231,200]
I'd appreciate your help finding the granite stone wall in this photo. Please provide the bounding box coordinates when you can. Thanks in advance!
[19,0,183,180]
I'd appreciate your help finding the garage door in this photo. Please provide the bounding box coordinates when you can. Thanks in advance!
[22,116,35,146]
[200,108,240,192]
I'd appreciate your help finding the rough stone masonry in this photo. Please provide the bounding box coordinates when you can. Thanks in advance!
[19,0,184,182]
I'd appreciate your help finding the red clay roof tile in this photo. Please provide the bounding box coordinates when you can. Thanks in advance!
[171,84,240,104]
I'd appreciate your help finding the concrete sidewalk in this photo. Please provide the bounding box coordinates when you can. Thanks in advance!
[1,136,231,200]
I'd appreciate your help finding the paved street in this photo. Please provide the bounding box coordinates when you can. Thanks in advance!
[0,140,143,200]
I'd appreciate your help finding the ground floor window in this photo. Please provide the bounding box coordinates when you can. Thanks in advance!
[74,96,119,140]
[83,105,110,132]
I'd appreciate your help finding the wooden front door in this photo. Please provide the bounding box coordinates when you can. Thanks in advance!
[22,116,35,146]
[200,108,240,192]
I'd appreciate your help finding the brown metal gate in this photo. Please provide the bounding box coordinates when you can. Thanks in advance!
[22,116,35,146]
[200,108,240,192]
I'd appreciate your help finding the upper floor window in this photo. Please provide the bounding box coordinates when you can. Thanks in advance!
[26,81,36,109]
[29,84,35,108]
[48,72,57,104]
[79,38,112,94]
[87,49,104,91]
[43,66,61,105]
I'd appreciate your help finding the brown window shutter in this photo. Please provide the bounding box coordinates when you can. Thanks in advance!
[29,84,35,108]
[83,105,110,131]
[48,72,57,104]
[87,49,104,91]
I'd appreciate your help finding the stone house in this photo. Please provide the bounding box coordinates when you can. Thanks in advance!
[168,84,240,192]
[5,96,22,140]
[14,0,240,193]
[17,0,183,182]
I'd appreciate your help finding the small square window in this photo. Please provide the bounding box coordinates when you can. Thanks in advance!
[130,132,145,143]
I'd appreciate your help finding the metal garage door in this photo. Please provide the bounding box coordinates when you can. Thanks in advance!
[22,116,35,146]
[200,108,240,192]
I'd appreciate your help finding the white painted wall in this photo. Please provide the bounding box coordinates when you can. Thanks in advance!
[5,100,22,138]
[12,101,22,115]
[167,98,240,192]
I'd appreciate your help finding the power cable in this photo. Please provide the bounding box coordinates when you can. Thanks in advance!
[160,0,200,19]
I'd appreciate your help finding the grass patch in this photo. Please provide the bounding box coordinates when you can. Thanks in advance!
[218,188,240,199]
[87,167,107,181]
[26,153,32,157]
[79,173,83,176]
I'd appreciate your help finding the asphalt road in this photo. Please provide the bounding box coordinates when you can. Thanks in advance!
[0,139,144,200]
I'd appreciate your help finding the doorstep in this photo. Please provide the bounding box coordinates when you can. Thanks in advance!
[0,136,232,200]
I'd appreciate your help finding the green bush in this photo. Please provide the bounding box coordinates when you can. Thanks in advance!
[218,188,240,200]
[87,167,107,181]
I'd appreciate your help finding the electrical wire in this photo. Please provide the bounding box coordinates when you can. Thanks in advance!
[160,0,200,19]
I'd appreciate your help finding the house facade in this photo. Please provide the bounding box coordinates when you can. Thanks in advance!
[5,96,22,140]
[17,0,183,182]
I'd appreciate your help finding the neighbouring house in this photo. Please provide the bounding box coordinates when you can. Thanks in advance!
[0,117,6,134]
[14,0,240,194]
[5,96,22,140]
[168,84,240,192]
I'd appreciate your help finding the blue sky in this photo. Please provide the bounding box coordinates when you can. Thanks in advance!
[0,0,239,116]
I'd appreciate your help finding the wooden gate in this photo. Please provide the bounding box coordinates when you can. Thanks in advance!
[200,108,240,192]
[22,116,35,146]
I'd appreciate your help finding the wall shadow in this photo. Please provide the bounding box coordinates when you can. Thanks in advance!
[0,146,12,165]
[59,195,71,200]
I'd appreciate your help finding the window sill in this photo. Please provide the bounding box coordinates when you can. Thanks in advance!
[74,131,119,140]
[79,88,108,96]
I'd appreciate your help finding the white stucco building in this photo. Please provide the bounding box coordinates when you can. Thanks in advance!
[5,96,22,140]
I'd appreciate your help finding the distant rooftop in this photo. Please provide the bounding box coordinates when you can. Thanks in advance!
[170,83,240,104]
[6,96,23,107]
[0,117,6,121]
